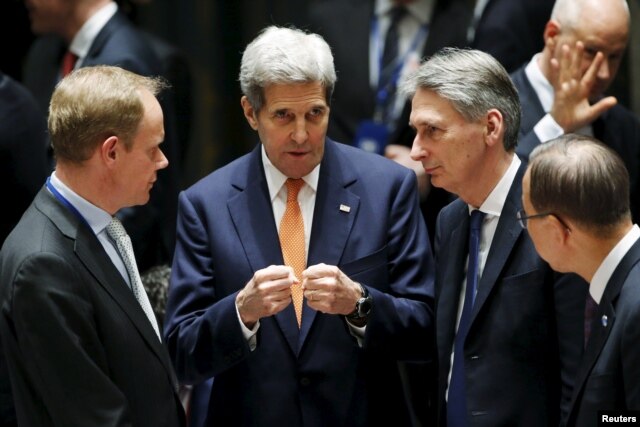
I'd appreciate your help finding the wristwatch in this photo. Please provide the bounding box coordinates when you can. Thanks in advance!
[346,283,373,320]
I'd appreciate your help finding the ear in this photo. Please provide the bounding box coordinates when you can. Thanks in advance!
[484,109,504,147]
[549,215,572,246]
[543,20,561,50]
[241,96,259,130]
[100,136,120,167]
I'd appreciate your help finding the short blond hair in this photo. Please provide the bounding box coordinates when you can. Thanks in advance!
[49,65,168,163]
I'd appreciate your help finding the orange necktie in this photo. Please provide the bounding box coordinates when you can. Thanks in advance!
[279,178,306,327]
[61,51,78,77]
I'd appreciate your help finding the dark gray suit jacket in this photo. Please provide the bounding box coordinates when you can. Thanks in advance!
[511,65,640,222]
[434,162,587,426]
[0,188,185,427]
[565,239,640,427]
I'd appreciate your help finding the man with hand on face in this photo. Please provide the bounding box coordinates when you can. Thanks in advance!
[511,0,640,221]
[163,25,435,427]
[0,66,185,427]
[523,134,640,427]
[406,48,587,426]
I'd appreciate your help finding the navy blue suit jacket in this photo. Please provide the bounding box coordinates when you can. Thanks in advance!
[164,139,435,427]
[565,239,640,427]
[511,66,640,222]
[22,11,179,271]
[434,162,587,426]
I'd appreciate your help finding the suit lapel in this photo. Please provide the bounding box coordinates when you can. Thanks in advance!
[299,140,360,350]
[36,189,179,388]
[470,165,525,325]
[436,202,469,368]
[568,240,640,420]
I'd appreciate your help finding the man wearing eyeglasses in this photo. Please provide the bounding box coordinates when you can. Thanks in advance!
[405,48,587,426]
[523,134,640,427]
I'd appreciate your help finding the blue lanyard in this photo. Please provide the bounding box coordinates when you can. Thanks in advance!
[46,176,92,231]
[372,14,428,106]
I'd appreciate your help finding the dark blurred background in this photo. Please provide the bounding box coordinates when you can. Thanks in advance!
[2,0,639,189]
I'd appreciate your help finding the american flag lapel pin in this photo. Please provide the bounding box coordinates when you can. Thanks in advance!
[339,204,351,213]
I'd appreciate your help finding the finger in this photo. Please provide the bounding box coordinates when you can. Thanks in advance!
[569,40,584,80]
[581,51,605,91]
[588,96,617,118]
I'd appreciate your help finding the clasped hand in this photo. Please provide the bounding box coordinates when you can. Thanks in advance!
[236,263,361,328]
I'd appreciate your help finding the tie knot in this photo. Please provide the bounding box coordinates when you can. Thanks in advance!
[470,209,485,231]
[106,217,127,241]
[285,179,304,202]
[389,5,407,24]
[585,294,599,318]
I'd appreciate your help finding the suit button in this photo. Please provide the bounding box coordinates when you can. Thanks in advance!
[300,377,311,386]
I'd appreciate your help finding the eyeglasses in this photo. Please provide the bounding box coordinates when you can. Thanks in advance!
[516,209,552,229]
[516,209,571,231]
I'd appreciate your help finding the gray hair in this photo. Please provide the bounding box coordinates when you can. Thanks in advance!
[551,0,630,30]
[239,25,337,112]
[401,48,521,151]
[528,134,631,237]
[49,65,167,163]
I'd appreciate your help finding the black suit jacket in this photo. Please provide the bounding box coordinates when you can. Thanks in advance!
[0,72,48,246]
[511,66,640,223]
[565,239,640,427]
[22,10,180,271]
[0,188,185,427]
[434,162,587,426]
[471,0,554,73]
[0,71,48,427]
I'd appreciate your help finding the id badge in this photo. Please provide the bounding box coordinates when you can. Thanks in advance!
[354,120,389,155]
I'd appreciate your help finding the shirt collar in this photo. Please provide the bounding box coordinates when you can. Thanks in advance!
[468,154,521,217]
[50,171,113,235]
[524,53,554,113]
[590,224,640,304]
[261,145,320,202]
[68,2,118,59]
[375,0,433,25]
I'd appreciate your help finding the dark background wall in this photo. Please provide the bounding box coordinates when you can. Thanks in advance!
[2,0,639,189]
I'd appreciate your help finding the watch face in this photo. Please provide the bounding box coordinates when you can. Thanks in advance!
[358,297,372,316]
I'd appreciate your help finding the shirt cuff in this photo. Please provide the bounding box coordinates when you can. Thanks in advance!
[534,113,564,143]
[236,303,259,351]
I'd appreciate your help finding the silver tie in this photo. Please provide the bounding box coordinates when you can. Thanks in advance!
[106,217,161,340]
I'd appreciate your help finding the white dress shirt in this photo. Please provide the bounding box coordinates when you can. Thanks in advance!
[589,224,640,304]
[67,2,118,69]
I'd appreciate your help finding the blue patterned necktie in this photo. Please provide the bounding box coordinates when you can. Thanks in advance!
[447,209,485,427]
[106,217,161,340]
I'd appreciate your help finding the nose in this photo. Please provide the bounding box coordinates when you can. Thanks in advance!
[157,149,169,170]
[410,136,426,162]
[597,57,611,81]
[291,118,308,144]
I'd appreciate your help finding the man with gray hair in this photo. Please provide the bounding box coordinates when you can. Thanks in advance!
[0,65,185,427]
[164,25,435,426]
[523,134,640,426]
[406,47,586,426]
[511,0,640,221]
